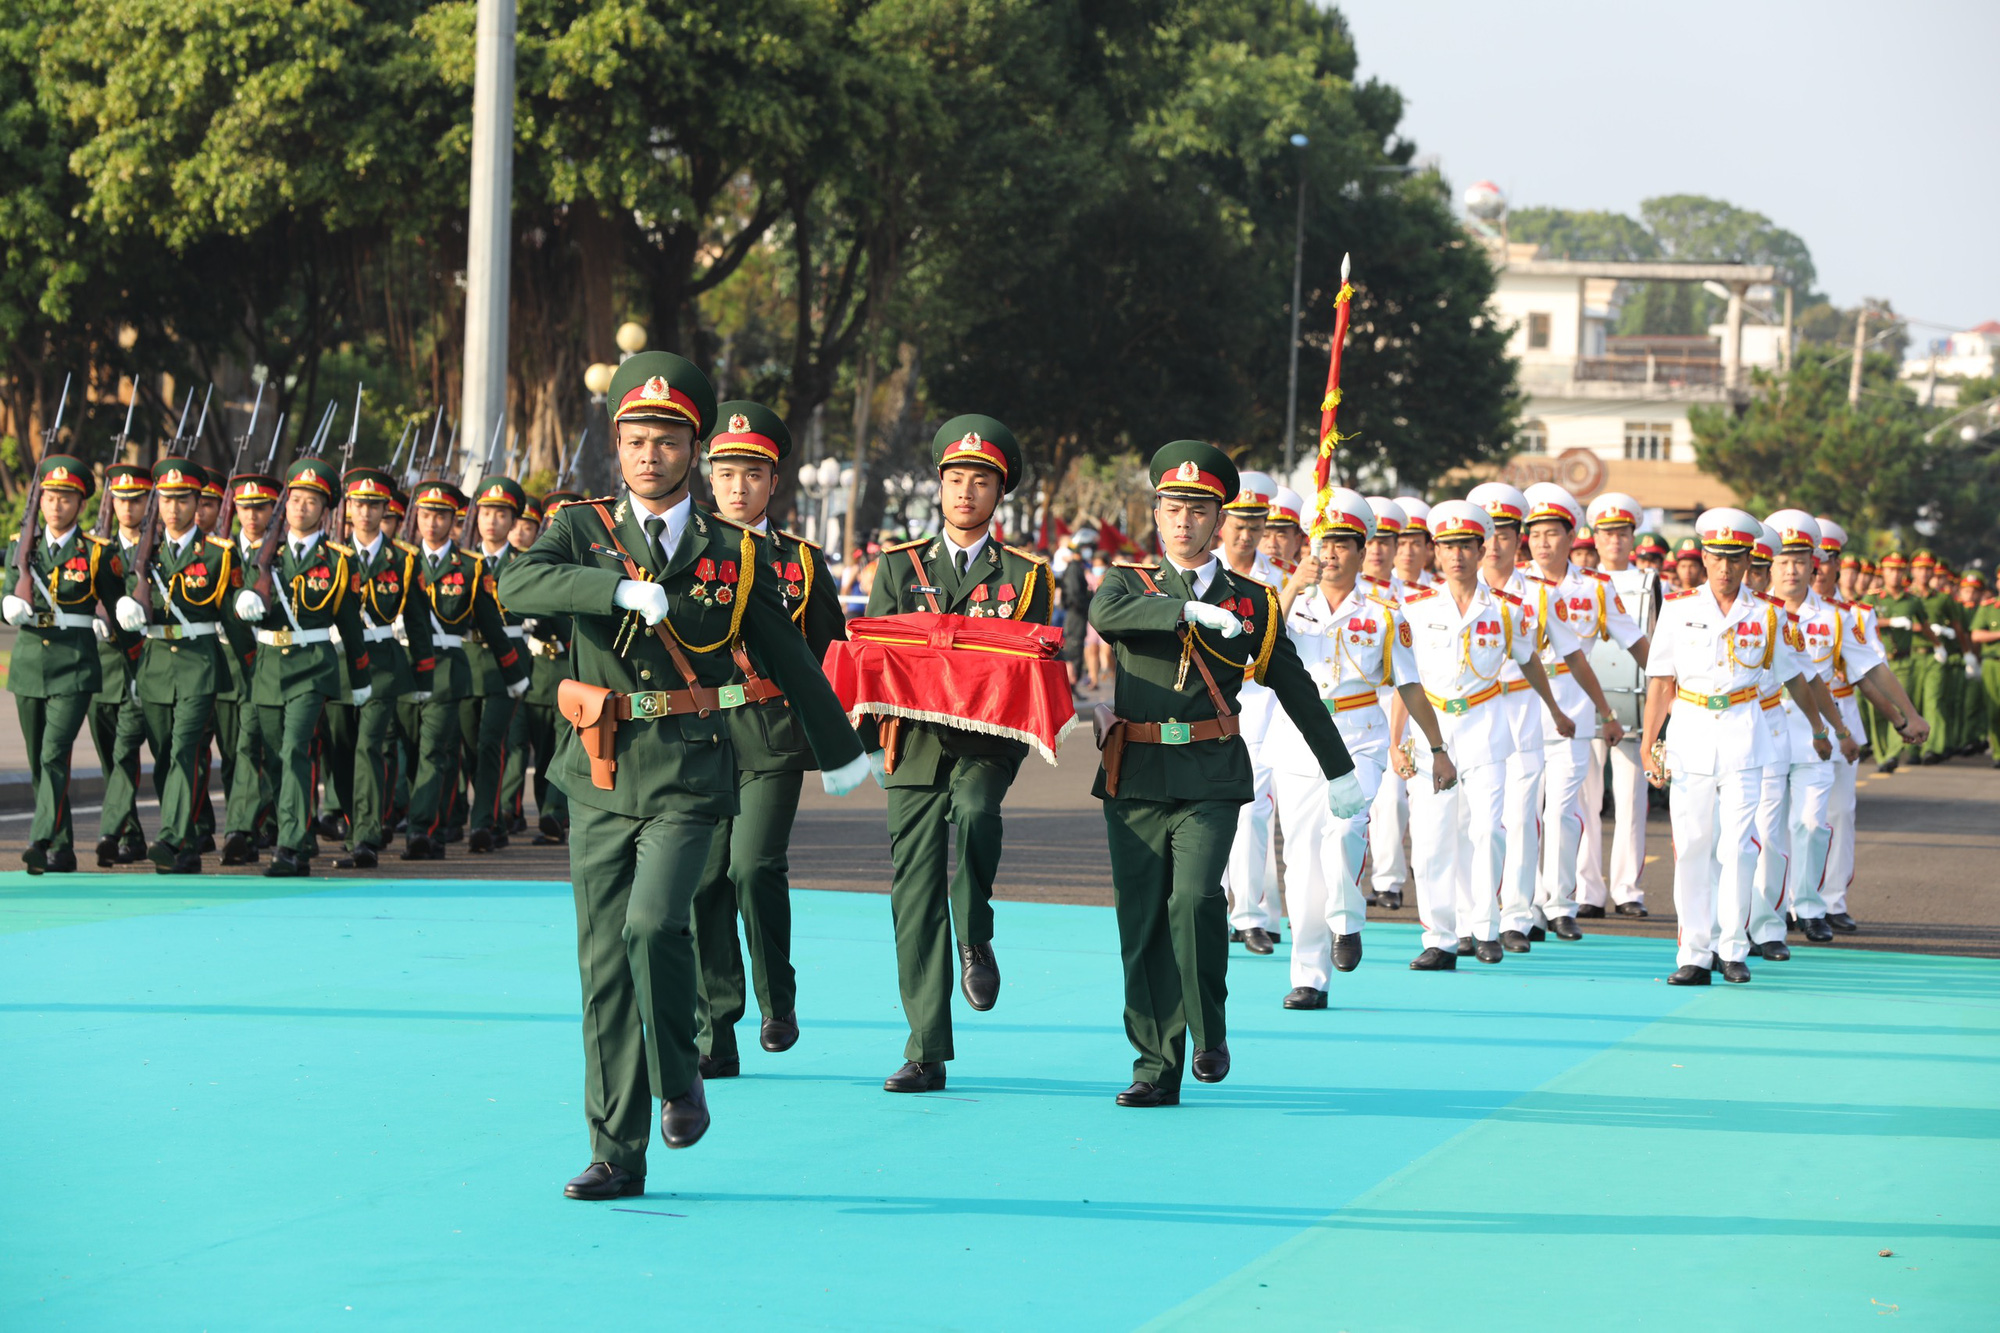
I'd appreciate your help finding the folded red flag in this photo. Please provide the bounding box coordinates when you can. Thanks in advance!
[823,612,1077,764]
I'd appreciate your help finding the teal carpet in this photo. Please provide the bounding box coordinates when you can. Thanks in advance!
[2,874,1996,1330]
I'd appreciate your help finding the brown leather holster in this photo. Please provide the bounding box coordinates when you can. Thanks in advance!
[1097,625,1240,798]
[558,678,621,790]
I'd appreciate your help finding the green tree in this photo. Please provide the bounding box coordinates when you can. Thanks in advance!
[1506,207,1659,262]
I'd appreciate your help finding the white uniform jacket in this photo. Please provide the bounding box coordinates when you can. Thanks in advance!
[1647,584,1803,775]
[1402,582,1538,769]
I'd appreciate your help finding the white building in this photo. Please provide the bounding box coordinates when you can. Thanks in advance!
[1902,321,2000,382]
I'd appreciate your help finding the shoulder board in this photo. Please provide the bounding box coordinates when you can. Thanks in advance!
[779,529,821,551]
[327,541,353,558]
[1524,573,1557,586]
[82,532,111,546]
[1754,589,1781,605]
[1112,558,1159,570]
[1367,590,1399,610]
[704,511,748,533]
[1581,567,1610,582]
[1666,588,1697,601]
[1002,544,1048,565]
[205,534,232,550]
[880,537,929,554]
[1226,571,1274,593]
[394,539,419,555]
[576,494,617,509]
[1402,586,1437,603]
[1495,589,1524,607]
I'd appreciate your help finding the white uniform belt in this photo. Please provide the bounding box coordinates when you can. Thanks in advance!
[31,609,99,631]
[361,624,399,643]
[433,632,464,650]
[255,627,333,647]
[144,622,219,640]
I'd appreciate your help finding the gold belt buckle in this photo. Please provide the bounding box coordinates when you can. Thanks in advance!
[629,690,672,718]
[32,611,54,628]
[1705,692,1731,710]
[269,628,293,648]
[1159,721,1192,744]
[1444,697,1471,716]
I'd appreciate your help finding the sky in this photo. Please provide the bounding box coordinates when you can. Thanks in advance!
[1338,0,1999,348]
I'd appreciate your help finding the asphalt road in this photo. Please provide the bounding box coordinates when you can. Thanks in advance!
[7,733,1995,958]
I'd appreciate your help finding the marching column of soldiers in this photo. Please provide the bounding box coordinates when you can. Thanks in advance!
[6,374,1990,1197]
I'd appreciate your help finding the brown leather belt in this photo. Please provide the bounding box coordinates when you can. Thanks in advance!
[1099,714,1240,798]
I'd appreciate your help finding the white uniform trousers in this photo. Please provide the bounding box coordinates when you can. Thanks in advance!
[1576,739,1608,906]
[1745,761,1790,946]
[1782,758,1837,921]
[1409,752,1507,948]
[1579,739,1649,908]
[1278,754,1382,989]
[1224,773,1280,933]
[1367,767,1409,900]
[1534,736,1594,922]
[1823,755,1859,916]
[1498,746,1545,936]
[1671,768,1760,967]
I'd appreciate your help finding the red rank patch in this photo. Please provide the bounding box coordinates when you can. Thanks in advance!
[1476,619,1500,635]
[64,556,87,572]
[695,558,717,582]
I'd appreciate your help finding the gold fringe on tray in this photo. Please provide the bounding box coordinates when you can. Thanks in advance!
[846,702,1082,767]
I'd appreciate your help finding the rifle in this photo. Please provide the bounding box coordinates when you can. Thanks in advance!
[95,389,141,538]
[302,399,337,460]
[412,407,444,487]
[184,383,214,459]
[132,404,202,617]
[328,382,362,540]
[13,373,72,604]
[215,381,266,541]
[163,385,194,463]
[558,424,586,489]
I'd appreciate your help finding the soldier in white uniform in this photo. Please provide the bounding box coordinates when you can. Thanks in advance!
[1270,489,1452,1004]
[1368,497,1435,912]
[1520,483,1642,939]
[1642,509,1836,985]
[1577,492,1658,917]
[1217,471,1286,953]
[1261,487,1306,580]
[1742,522,1803,958]
[1395,501,1573,968]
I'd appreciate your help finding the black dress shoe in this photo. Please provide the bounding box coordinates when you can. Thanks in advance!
[311,813,350,841]
[1667,964,1712,986]
[1753,940,1791,961]
[564,1161,643,1200]
[1283,986,1327,1009]
[660,1076,710,1149]
[534,814,567,845]
[22,840,49,875]
[1526,925,1547,942]
[1717,959,1753,984]
[1801,916,1834,943]
[196,834,217,854]
[1409,947,1458,971]
[1191,1043,1230,1083]
[491,830,510,850]
[759,1012,799,1053]
[1116,1081,1179,1107]
[1826,912,1859,933]
[467,828,494,854]
[1333,933,1362,971]
[1363,891,1383,908]
[509,814,528,835]
[1228,928,1245,942]
[1455,935,1475,957]
[263,848,309,878]
[220,832,255,866]
[958,942,999,1011]
[1575,904,1606,919]
[1500,930,1531,953]
[333,845,378,870]
[401,835,439,861]
[884,1060,947,1093]
[1552,916,1583,941]
[45,846,77,874]
[1613,902,1649,918]
[117,833,147,864]
[255,828,278,850]
[147,839,179,871]
[95,837,120,868]
[169,850,203,875]
[1475,939,1504,964]
[1242,927,1275,955]
[1377,891,1403,911]
[697,1054,740,1079]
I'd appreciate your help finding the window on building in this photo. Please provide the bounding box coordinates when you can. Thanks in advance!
[1519,420,1548,454]
[1528,312,1551,350]
[1622,422,1673,460]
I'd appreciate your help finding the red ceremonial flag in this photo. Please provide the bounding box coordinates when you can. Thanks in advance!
[1312,253,1355,530]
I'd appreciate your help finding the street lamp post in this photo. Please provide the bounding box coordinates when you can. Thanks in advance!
[1282,133,1309,480]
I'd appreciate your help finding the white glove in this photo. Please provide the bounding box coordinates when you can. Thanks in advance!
[1933,645,1949,665]
[130,679,141,703]
[408,690,433,704]
[115,596,148,632]
[92,617,112,642]
[821,750,870,796]
[1931,623,1955,640]
[1183,601,1244,639]
[350,685,374,708]
[506,676,530,699]
[1966,654,1980,680]
[2,594,32,626]
[1326,769,1368,819]
[1885,616,1911,630]
[867,748,890,788]
[614,579,671,626]
[234,589,267,621]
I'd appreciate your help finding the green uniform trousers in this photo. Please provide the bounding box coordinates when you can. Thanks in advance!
[693,768,806,1061]
[1983,661,2000,756]
[1956,660,1984,752]
[501,705,530,826]
[140,695,215,852]
[570,803,719,1173]
[324,696,401,850]
[1912,656,1951,760]
[223,691,276,839]
[404,699,463,842]
[884,754,1019,1062]
[1879,661,1921,765]
[91,698,148,843]
[519,703,568,825]
[252,697,327,853]
[320,703,356,821]
[457,696,517,836]
[17,694,89,852]
[1103,796,1238,1090]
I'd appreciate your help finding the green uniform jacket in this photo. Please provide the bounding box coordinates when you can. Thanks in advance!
[498,492,863,818]
[861,534,1053,786]
[1087,557,1353,802]
[4,528,128,698]
[132,532,256,704]
[1974,599,2000,662]
[1923,588,1968,658]
[1864,591,1929,659]
[729,525,846,774]
[347,535,436,697]
[228,537,371,704]
[410,541,524,702]
[523,606,573,705]
[465,543,525,697]
[94,536,142,705]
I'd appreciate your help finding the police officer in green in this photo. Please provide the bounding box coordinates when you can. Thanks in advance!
[500,352,870,1201]
[219,471,282,862]
[1968,572,2000,762]
[399,478,525,859]
[227,457,372,877]
[461,475,533,852]
[320,467,437,869]
[5,455,130,873]
[862,415,1051,1093]
[1914,554,1965,762]
[90,463,154,865]
[1086,442,1362,1106]
[112,457,250,873]
[1865,553,1939,771]
[515,490,581,844]
[690,401,848,1077]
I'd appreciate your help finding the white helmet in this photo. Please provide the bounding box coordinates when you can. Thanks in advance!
[1586,491,1642,530]
[1312,487,1375,540]
[1428,499,1493,543]
[1466,481,1529,528]
[1523,482,1584,530]
[1399,496,1433,532]
[1764,509,1821,554]
[1365,495,1407,535]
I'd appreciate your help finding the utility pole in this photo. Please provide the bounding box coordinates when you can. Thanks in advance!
[459,0,517,488]
[1281,134,1309,480]
[1848,306,1868,408]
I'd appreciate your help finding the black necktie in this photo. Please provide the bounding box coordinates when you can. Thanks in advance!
[955,548,971,579]
[644,516,667,569]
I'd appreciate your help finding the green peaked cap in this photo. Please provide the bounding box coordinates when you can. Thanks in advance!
[1148,440,1238,505]
[932,414,1023,494]
[707,400,793,465]
[607,352,716,436]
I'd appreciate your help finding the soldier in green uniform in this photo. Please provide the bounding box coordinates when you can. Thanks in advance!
[1907,552,1958,764]
[111,458,250,873]
[460,475,533,852]
[1958,571,1991,755]
[219,472,282,862]
[227,457,372,876]
[498,492,544,836]
[513,490,580,844]
[689,401,848,1077]
[861,415,1051,1094]
[398,479,525,859]
[500,352,870,1201]
[1862,553,1937,772]
[4,455,131,873]
[1968,572,2000,763]
[90,463,154,865]
[1086,442,1361,1106]
[318,467,437,869]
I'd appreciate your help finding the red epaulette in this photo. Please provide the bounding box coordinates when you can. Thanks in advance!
[1666,588,1697,601]
[1581,567,1611,582]
[1402,586,1437,603]
[1494,589,1524,607]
